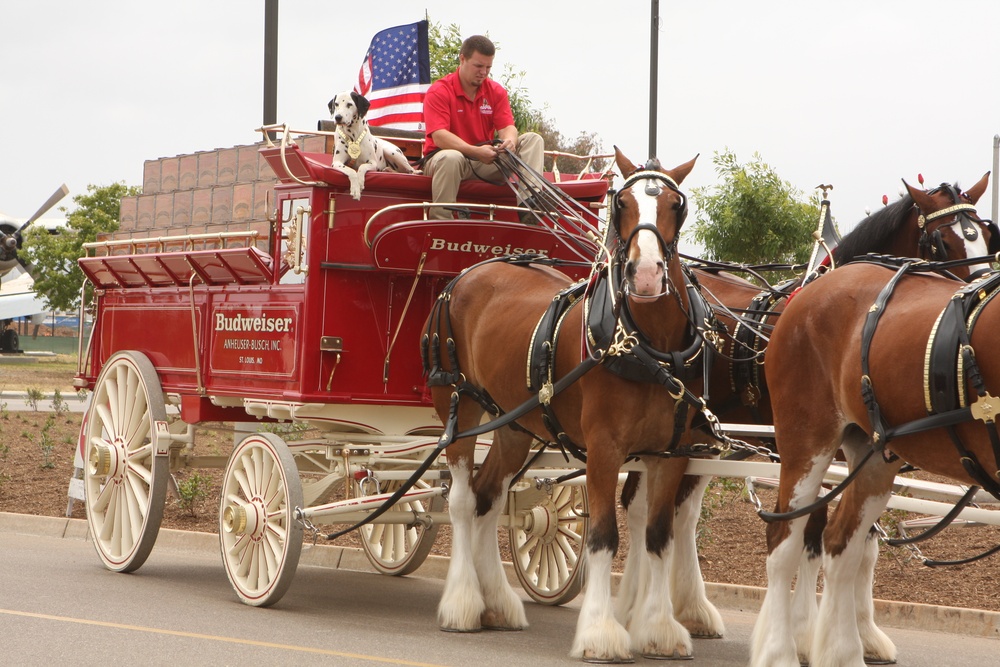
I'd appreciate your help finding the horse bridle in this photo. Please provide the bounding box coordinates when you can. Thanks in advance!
[610,167,688,298]
[917,183,1000,261]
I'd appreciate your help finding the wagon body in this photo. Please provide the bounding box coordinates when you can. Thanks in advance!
[72,132,609,603]
[76,141,608,427]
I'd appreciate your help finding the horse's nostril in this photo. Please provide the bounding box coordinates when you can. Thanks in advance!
[624,261,636,278]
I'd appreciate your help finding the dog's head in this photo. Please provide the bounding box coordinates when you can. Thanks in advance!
[327,91,371,126]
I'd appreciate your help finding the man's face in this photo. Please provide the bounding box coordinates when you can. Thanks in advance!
[458,51,494,90]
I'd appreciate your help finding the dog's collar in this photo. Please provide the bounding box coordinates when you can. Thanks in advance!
[336,125,368,161]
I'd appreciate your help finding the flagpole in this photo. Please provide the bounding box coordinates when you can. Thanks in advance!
[263,0,279,128]
[649,0,659,160]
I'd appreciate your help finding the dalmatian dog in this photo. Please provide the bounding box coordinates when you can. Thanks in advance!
[327,91,417,199]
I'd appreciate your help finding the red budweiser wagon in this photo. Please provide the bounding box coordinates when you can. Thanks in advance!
[73,125,611,607]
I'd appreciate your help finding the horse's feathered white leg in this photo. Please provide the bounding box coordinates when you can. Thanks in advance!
[615,474,648,627]
[750,522,808,667]
[670,473,725,638]
[811,495,891,667]
[856,528,896,663]
[438,461,485,631]
[474,475,528,630]
[571,548,632,661]
[631,547,692,659]
[790,547,821,664]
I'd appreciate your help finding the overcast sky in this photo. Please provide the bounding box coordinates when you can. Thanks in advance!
[4,1,1000,240]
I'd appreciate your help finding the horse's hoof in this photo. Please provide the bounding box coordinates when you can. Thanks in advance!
[482,624,523,632]
[581,656,635,665]
[439,626,482,633]
[864,659,897,666]
[690,631,723,639]
[641,650,693,661]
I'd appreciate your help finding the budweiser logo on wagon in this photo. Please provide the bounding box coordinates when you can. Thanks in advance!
[210,306,299,378]
[428,237,549,257]
[214,312,294,333]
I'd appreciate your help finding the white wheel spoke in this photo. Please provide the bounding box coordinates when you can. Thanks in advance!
[555,532,580,566]
[228,534,250,559]
[99,485,118,542]
[92,478,114,513]
[125,465,151,509]
[95,404,116,440]
[123,472,144,540]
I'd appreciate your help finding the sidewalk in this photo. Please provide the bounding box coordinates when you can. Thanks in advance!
[2,511,998,639]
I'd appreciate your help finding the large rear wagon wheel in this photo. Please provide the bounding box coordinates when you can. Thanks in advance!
[356,477,443,576]
[82,351,169,573]
[220,432,303,607]
[509,481,588,606]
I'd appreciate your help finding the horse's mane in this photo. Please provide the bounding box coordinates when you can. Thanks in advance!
[831,192,917,264]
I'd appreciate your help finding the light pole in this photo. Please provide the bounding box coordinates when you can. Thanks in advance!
[649,0,659,160]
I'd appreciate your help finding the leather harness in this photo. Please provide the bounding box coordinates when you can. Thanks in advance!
[859,260,1000,500]
[423,170,723,461]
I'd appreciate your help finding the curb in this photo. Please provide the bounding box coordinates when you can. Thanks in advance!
[2,511,997,640]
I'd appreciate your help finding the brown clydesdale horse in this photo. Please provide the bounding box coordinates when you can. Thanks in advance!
[615,173,996,644]
[423,148,710,661]
[747,184,1000,666]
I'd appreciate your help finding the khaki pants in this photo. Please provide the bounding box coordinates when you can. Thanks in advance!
[423,132,544,219]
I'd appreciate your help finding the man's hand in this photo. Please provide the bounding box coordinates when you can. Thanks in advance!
[470,143,500,164]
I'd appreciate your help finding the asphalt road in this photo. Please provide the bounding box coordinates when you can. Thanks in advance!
[2,524,999,666]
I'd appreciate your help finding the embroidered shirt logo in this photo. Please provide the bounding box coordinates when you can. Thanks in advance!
[479,100,493,116]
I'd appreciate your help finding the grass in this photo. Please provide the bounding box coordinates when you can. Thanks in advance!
[0,353,80,394]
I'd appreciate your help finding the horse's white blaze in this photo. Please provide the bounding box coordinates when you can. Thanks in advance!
[962,228,992,275]
[630,187,668,297]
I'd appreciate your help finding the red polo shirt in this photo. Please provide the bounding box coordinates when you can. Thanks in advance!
[422,70,516,155]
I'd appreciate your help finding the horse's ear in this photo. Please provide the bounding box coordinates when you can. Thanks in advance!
[664,154,699,186]
[614,146,637,179]
[965,171,990,204]
[903,179,934,210]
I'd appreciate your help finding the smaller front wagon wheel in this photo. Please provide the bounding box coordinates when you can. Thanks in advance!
[219,432,304,607]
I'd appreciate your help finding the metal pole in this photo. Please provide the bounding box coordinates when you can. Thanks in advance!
[263,0,279,128]
[992,134,998,223]
[649,0,659,160]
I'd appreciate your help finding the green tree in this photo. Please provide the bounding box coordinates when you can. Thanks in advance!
[23,182,139,312]
[689,149,820,268]
[428,21,462,82]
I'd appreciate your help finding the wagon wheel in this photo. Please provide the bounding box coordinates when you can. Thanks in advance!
[219,432,304,607]
[355,475,443,576]
[509,481,588,606]
[82,350,170,573]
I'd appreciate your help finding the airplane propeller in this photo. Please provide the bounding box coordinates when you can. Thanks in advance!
[0,184,69,274]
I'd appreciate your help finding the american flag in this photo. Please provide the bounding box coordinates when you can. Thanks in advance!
[355,20,430,131]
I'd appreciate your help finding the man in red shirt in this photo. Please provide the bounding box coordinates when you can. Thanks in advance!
[422,35,544,220]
